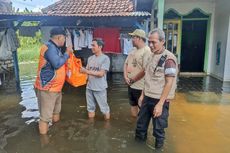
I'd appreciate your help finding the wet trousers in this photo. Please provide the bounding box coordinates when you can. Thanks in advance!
[135,96,169,143]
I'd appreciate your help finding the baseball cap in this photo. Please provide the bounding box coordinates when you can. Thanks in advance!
[128,29,147,39]
[50,27,66,37]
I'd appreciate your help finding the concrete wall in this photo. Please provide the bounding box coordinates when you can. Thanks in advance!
[110,54,127,72]
[165,0,215,15]
[210,0,230,81]
[224,17,230,81]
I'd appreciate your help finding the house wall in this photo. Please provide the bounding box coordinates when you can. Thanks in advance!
[164,0,230,81]
[210,0,230,81]
[224,16,230,81]
[164,0,215,74]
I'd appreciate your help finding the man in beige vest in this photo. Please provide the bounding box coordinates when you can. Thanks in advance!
[135,28,178,149]
[123,29,151,117]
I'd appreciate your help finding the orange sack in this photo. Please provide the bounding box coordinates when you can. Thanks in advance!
[66,53,87,87]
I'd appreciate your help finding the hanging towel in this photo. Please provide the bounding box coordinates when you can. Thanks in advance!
[93,28,121,54]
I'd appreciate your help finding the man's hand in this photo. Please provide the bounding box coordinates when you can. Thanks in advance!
[80,67,88,74]
[138,94,144,107]
[153,103,163,118]
[66,47,73,55]
[124,76,131,85]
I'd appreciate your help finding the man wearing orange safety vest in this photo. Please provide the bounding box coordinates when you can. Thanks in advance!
[34,27,70,135]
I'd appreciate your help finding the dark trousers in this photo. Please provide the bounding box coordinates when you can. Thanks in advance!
[135,96,169,143]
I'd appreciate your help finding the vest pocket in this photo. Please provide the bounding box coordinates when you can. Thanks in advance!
[154,67,164,77]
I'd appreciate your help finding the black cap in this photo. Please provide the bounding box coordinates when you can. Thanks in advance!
[50,27,66,37]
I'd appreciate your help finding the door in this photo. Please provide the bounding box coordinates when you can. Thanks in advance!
[181,20,207,72]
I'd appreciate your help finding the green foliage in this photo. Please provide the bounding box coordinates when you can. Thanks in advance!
[17,44,40,63]
[17,21,42,63]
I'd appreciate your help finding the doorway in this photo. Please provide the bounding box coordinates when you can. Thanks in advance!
[180,20,207,72]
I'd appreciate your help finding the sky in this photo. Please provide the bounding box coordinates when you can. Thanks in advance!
[11,0,58,12]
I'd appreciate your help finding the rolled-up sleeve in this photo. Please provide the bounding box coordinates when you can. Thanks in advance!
[164,59,177,77]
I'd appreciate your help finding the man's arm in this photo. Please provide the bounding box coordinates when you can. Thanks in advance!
[153,59,177,118]
[153,76,174,118]
[130,70,145,84]
[81,68,106,78]
[81,56,109,78]
[123,63,131,85]
[45,46,69,69]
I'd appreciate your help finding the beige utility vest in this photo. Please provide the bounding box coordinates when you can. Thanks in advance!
[144,49,178,100]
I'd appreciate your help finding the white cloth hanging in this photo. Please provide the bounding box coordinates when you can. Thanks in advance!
[65,29,73,48]
[78,30,86,48]
[123,38,133,55]
[85,29,93,49]
[73,30,81,51]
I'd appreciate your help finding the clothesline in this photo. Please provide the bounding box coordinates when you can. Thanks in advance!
[64,26,94,29]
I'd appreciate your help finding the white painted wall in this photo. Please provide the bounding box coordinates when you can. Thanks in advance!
[223,16,230,81]
[165,0,215,15]
[210,0,230,81]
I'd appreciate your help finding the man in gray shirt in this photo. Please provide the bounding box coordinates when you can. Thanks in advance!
[80,38,110,120]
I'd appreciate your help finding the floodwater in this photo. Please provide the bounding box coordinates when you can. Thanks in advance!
[0,63,230,153]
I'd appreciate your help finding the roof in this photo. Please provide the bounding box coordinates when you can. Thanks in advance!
[0,11,150,17]
[41,0,151,17]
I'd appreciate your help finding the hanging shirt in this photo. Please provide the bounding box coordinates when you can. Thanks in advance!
[93,28,121,53]
[73,30,81,51]
[123,38,133,55]
[78,30,86,48]
[85,29,93,49]
[0,30,12,60]
[65,29,73,48]
[6,28,20,52]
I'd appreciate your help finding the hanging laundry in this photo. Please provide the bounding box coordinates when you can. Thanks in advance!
[0,30,12,60]
[65,29,73,48]
[6,28,20,52]
[78,30,87,48]
[85,29,93,49]
[123,38,133,55]
[73,30,81,51]
[93,28,121,54]
[18,26,39,37]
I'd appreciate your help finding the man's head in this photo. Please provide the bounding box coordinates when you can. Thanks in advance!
[128,29,147,48]
[50,27,66,47]
[148,28,165,53]
[91,38,104,54]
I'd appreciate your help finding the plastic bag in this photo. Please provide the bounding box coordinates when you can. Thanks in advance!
[66,53,87,87]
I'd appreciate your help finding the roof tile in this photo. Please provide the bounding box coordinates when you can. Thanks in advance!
[42,0,136,15]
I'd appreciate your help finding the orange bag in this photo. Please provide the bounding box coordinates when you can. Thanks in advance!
[66,53,87,87]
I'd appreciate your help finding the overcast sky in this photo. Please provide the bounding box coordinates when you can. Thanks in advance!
[11,0,58,12]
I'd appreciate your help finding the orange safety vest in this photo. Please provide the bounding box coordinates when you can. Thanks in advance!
[34,44,66,92]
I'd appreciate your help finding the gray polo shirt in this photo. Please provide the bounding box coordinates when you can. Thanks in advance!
[86,54,110,91]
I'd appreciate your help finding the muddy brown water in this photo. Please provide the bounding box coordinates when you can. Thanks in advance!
[0,63,230,153]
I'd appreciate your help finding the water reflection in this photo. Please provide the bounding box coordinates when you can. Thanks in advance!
[19,63,39,124]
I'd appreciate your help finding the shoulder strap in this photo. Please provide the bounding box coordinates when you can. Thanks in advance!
[154,54,168,73]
